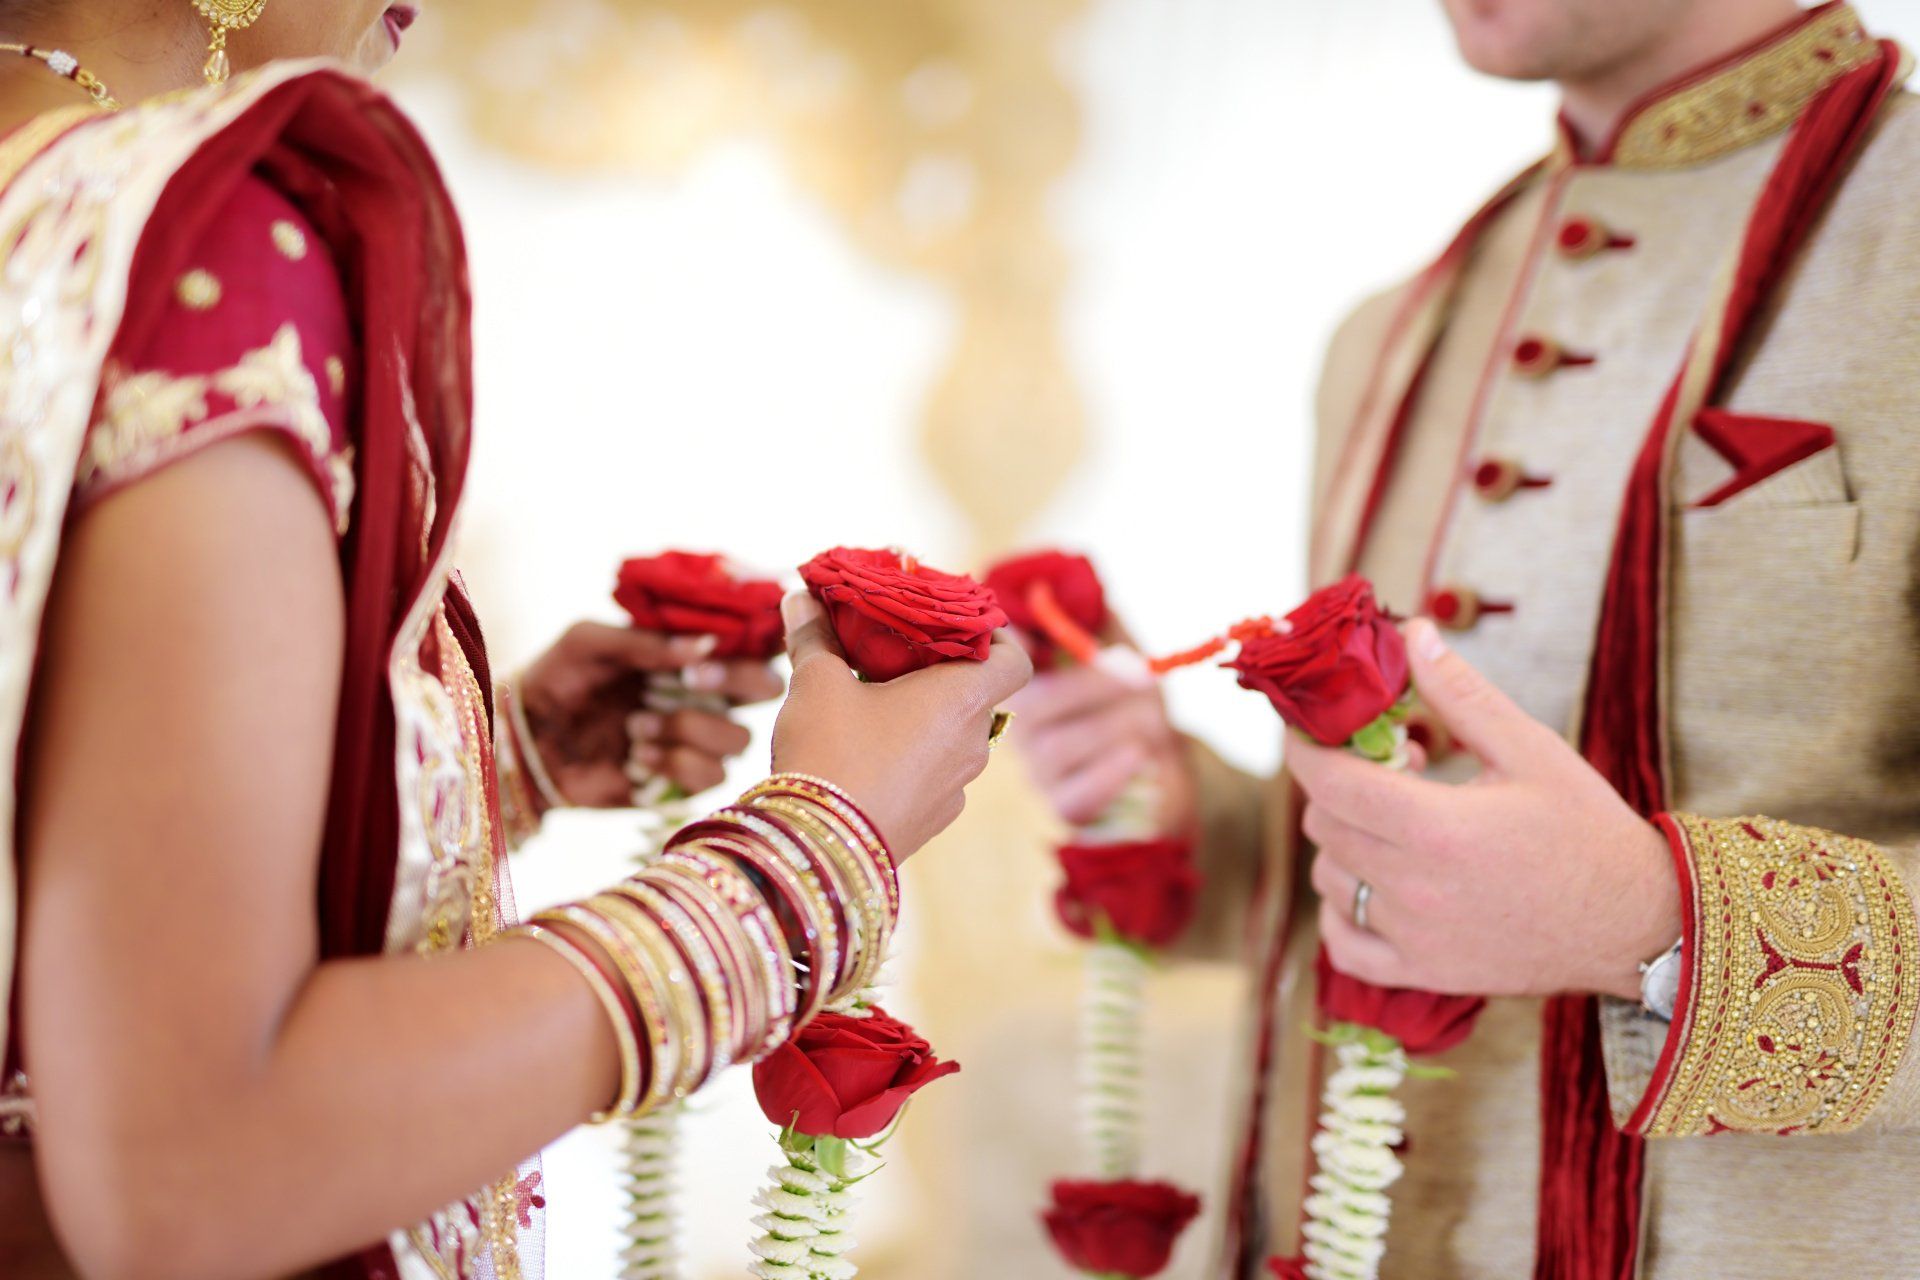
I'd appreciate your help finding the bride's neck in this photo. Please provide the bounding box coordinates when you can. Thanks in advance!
[0,2,204,121]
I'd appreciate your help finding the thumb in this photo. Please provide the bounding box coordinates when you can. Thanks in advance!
[782,590,850,679]
[1405,617,1549,775]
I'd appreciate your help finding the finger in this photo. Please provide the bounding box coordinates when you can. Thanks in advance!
[1285,730,1446,845]
[1301,799,1410,886]
[1019,700,1160,790]
[717,661,785,705]
[974,630,1035,706]
[1317,897,1406,987]
[662,745,727,795]
[664,708,752,758]
[568,620,716,671]
[1004,662,1137,725]
[781,591,851,681]
[559,761,633,809]
[1050,741,1149,826]
[625,710,665,743]
[1406,618,1557,776]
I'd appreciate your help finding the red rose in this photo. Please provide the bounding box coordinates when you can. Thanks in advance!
[614,551,785,660]
[1043,1179,1202,1279]
[752,1007,961,1140]
[982,549,1107,668]
[799,546,1008,682]
[1226,575,1408,746]
[1054,838,1200,950]
[1265,1258,1310,1280]
[1315,947,1483,1056]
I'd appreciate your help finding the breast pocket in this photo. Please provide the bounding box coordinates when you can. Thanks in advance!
[1679,408,1848,510]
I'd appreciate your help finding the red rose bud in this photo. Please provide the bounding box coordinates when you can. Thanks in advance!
[614,551,785,661]
[1265,1258,1310,1280]
[982,548,1107,668]
[1226,575,1409,747]
[1043,1179,1202,1279]
[752,1007,961,1140]
[1054,838,1200,950]
[799,546,1008,682]
[1315,947,1483,1056]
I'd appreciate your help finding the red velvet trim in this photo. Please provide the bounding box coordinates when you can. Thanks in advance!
[1623,815,1699,1135]
[1537,46,1899,1280]
[1571,1,1848,164]
[1689,407,1835,507]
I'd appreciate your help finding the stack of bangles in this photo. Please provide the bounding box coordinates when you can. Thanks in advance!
[504,773,900,1123]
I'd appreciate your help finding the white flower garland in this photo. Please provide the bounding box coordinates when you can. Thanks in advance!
[1072,763,1162,1178]
[749,1135,873,1280]
[1300,1036,1405,1280]
[1298,712,1418,1280]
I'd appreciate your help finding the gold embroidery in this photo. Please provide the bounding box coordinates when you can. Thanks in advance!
[1613,5,1878,169]
[269,217,307,260]
[324,353,346,396]
[175,267,222,309]
[1645,814,1918,1137]
[85,323,356,533]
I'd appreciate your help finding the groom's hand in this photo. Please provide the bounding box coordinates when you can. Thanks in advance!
[1292,618,1681,1002]
[1006,637,1195,832]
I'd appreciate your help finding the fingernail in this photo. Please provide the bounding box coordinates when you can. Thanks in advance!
[679,634,719,659]
[686,661,729,692]
[630,742,663,769]
[625,710,663,739]
[781,591,811,630]
[1412,618,1447,664]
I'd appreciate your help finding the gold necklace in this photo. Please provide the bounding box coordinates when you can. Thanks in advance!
[0,42,120,111]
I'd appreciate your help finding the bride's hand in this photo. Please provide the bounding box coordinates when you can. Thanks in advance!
[771,593,1032,859]
[519,621,785,806]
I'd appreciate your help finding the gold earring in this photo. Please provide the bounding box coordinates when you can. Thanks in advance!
[192,0,266,85]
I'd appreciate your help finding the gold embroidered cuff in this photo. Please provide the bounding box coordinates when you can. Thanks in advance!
[1633,813,1918,1138]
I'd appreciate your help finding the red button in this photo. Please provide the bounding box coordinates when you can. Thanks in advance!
[1471,457,1550,502]
[1556,215,1631,260]
[1512,335,1594,379]
[1426,585,1513,631]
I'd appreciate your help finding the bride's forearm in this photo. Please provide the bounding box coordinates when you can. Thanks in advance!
[37,940,616,1280]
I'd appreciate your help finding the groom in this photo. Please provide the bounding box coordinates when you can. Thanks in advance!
[1013,1,1920,1276]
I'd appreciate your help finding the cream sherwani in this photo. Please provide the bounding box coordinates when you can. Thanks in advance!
[1188,5,1920,1276]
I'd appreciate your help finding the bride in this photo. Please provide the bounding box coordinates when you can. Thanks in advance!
[0,2,1030,1276]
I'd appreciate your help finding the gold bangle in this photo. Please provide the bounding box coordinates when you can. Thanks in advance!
[608,879,734,1086]
[750,796,886,999]
[745,774,898,911]
[639,863,764,1066]
[709,811,842,1025]
[593,893,708,1101]
[656,847,796,1058]
[541,903,678,1116]
[514,924,641,1122]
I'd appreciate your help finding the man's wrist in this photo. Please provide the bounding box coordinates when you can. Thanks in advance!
[1597,819,1685,1001]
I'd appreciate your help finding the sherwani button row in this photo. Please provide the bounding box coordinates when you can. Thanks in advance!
[1471,457,1551,502]
[1556,215,1634,260]
[1512,334,1595,378]
[1425,584,1512,631]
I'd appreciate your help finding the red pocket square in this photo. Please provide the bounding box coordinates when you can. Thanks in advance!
[1691,408,1835,508]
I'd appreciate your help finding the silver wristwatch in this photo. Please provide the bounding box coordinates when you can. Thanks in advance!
[1638,937,1685,1022]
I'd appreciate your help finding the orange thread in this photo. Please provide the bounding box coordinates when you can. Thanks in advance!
[1026,581,1103,665]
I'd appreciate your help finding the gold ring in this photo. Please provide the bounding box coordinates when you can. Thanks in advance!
[987,709,1015,751]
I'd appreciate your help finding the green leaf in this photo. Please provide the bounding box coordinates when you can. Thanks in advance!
[1348,715,1399,763]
